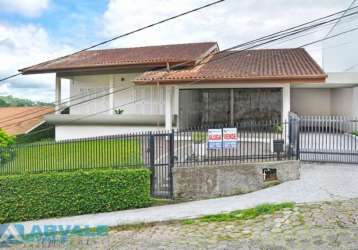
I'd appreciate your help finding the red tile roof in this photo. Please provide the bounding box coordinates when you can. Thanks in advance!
[134,48,326,84]
[20,42,218,74]
[0,107,53,135]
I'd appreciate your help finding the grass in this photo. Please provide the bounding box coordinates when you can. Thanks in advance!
[183,202,294,224]
[0,138,143,175]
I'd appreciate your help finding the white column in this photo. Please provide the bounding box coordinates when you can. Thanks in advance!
[165,86,173,131]
[55,76,62,114]
[282,84,291,123]
[109,75,115,115]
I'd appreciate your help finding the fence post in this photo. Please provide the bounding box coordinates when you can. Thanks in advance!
[296,119,300,161]
[168,130,175,199]
[288,117,293,159]
[149,133,155,196]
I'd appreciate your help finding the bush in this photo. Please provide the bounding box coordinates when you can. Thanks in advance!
[192,132,207,144]
[0,128,15,163]
[0,168,151,223]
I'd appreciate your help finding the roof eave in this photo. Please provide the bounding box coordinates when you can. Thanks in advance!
[20,61,197,75]
[134,75,327,85]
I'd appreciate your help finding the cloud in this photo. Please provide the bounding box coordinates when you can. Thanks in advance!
[0,82,10,95]
[0,23,73,101]
[100,0,352,63]
[0,0,49,17]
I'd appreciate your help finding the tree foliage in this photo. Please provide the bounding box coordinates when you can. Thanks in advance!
[0,129,15,163]
[0,95,52,107]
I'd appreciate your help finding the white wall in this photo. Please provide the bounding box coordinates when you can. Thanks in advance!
[353,87,358,118]
[55,125,164,141]
[330,88,353,116]
[291,89,331,116]
[70,75,111,115]
[291,87,358,117]
[69,73,171,116]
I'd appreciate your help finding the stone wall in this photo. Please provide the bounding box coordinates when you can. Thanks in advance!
[172,160,300,200]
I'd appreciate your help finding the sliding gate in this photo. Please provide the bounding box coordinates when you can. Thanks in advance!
[298,116,358,164]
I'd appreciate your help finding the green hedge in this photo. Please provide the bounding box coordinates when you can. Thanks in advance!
[0,168,151,223]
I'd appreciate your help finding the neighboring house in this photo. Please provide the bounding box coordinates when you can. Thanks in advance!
[0,107,54,142]
[291,0,358,118]
[21,42,328,140]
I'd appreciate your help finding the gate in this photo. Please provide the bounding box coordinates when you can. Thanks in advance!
[149,132,174,199]
[298,116,358,164]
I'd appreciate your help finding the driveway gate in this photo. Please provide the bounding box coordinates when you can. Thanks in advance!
[149,132,174,199]
[298,116,358,164]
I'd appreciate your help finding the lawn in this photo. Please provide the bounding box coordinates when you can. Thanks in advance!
[0,138,144,175]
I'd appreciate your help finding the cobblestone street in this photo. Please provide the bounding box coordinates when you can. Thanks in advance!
[13,198,358,250]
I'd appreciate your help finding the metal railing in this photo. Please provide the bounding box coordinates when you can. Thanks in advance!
[0,121,298,175]
[174,121,296,166]
[0,133,151,176]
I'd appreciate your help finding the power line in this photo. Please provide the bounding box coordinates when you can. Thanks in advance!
[0,87,109,122]
[0,86,133,129]
[5,6,358,133]
[265,12,358,48]
[183,8,358,70]
[0,85,127,123]
[0,0,225,83]
[16,99,143,139]
[325,0,358,38]
[299,25,358,47]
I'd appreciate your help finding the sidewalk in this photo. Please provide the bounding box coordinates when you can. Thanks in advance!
[20,163,358,230]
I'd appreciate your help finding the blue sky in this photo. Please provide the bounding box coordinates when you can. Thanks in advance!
[0,1,107,50]
[0,0,354,101]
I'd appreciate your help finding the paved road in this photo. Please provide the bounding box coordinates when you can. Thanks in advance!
[12,198,358,249]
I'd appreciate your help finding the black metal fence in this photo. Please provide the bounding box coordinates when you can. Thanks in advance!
[2,115,357,199]
[174,121,297,166]
[0,120,299,198]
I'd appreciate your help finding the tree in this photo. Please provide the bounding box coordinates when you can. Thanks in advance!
[0,99,9,107]
[0,129,15,163]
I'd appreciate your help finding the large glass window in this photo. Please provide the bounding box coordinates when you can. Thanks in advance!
[179,88,282,128]
[233,89,282,123]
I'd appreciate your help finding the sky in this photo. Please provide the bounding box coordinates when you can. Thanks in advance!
[0,0,355,102]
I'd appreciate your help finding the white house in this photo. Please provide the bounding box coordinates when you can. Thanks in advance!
[21,42,329,140]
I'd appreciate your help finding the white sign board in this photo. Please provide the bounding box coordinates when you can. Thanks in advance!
[207,129,222,149]
[223,128,238,149]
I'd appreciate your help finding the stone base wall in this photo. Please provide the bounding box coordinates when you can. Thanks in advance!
[172,160,300,200]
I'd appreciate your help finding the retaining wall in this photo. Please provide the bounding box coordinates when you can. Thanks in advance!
[172,160,300,200]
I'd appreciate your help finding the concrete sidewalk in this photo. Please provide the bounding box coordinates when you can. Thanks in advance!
[20,163,358,230]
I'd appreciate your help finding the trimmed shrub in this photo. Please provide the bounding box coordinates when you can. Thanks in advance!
[0,168,151,223]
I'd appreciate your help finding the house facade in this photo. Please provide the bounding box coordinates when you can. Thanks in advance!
[21,42,328,140]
